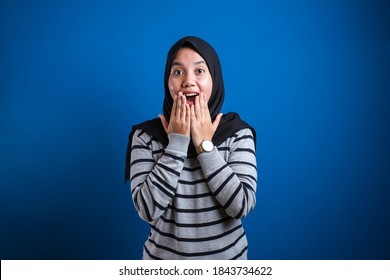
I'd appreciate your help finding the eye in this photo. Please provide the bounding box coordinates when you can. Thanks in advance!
[173,69,184,75]
[196,68,205,74]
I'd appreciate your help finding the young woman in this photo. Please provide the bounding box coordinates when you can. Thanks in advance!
[125,36,257,259]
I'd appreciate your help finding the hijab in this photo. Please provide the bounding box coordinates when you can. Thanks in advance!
[125,36,256,182]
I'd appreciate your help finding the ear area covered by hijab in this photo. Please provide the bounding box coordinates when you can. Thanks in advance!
[124,36,256,183]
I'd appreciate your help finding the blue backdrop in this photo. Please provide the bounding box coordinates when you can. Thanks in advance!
[1,0,389,259]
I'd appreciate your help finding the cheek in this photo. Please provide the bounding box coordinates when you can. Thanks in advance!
[168,79,177,97]
[203,78,213,101]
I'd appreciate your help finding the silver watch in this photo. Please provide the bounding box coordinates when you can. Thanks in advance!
[197,140,214,154]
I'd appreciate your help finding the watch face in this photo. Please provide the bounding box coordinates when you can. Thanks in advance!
[202,140,214,152]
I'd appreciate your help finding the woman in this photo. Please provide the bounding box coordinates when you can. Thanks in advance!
[125,36,257,259]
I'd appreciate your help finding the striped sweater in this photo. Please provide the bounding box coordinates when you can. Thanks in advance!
[130,128,257,259]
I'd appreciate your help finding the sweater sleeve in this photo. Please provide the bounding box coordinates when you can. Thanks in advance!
[197,128,257,219]
[130,130,190,223]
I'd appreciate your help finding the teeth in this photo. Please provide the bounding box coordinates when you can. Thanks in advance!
[185,93,199,97]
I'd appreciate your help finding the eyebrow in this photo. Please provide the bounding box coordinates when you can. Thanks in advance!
[171,60,206,67]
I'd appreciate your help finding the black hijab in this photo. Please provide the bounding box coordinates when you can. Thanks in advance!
[125,36,256,182]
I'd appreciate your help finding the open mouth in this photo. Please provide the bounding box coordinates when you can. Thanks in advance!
[184,93,199,104]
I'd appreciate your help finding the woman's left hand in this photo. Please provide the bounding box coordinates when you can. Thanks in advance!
[190,92,223,148]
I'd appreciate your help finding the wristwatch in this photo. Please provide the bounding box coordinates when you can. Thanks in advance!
[197,140,214,154]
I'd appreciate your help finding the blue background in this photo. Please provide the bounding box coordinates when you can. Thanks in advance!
[1,0,389,259]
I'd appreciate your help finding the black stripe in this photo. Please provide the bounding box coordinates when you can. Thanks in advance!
[178,178,207,185]
[213,173,235,197]
[147,232,245,257]
[164,152,185,162]
[131,182,143,195]
[130,171,150,181]
[145,139,153,146]
[223,183,242,210]
[153,148,165,154]
[231,245,248,260]
[168,204,222,213]
[154,200,166,211]
[233,148,256,155]
[234,196,246,219]
[242,181,256,193]
[151,180,175,198]
[233,135,254,143]
[243,183,249,200]
[183,166,202,172]
[175,192,213,199]
[132,188,139,205]
[157,162,180,176]
[144,245,162,260]
[151,171,176,193]
[130,158,155,167]
[218,147,230,152]
[229,161,257,170]
[139,193,152,222]
[150,224,242,242]
[207,163,228,182]
[236,173,257,183]
[160,215,231,227]
[131,145,150,151]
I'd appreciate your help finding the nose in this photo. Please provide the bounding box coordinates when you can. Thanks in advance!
[182,72,195,88]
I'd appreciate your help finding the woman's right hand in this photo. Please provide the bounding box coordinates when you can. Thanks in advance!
[159,92,190,136]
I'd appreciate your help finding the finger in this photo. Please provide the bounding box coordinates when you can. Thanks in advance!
[190,102,196,122]
[194,94,201,118]
[176,92,183,119]
[213,113,223,129]
[185,103,191,133]
[200,92,211,120]
[202,92,210,110]
[185,103,190,121]
[171,94,178,117]
[181,94,187,120]
[199,92,205,109]
[202,92,209,109]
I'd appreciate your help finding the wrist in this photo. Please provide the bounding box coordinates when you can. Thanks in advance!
[167,133,191,154]
[196,139,214,155]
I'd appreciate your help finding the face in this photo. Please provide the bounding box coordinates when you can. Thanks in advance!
[168,47,213,107]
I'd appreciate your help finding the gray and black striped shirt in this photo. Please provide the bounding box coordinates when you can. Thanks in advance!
[130,128,257,259]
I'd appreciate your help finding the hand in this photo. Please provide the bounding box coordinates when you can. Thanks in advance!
[190,92,223,147]
[159,92,190,136]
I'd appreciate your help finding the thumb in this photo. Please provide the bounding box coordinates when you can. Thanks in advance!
[158,114,169,133]
[213,113,223,129]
